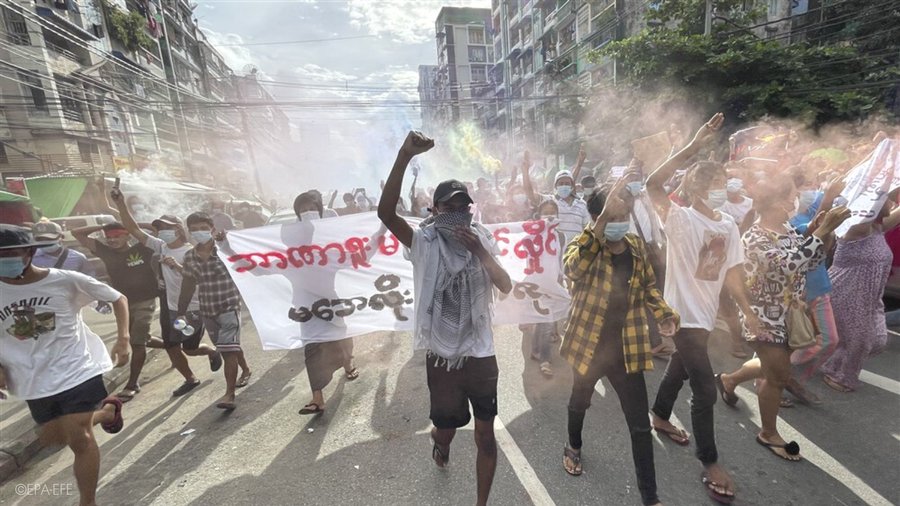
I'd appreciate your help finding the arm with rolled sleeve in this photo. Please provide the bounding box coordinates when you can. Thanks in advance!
[564,229,603,282]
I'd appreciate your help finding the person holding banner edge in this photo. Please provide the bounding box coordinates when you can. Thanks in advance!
[378,131,512,506]
[293,191,360,416]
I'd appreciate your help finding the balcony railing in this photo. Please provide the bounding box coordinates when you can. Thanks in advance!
[45,41,84,64]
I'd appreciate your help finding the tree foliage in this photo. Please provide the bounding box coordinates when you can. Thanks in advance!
[102,0,155,53]
[592,0,899,127]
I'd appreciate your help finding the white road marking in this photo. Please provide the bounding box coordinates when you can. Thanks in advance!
[735,387,892,506]
[859,369,900,395]
[495,416,556,506]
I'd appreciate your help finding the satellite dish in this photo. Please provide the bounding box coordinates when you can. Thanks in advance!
[242,64,259,78]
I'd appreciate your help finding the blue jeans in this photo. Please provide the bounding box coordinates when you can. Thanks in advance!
[531,322,555,362]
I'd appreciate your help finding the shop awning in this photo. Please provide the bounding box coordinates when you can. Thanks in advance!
[0,190,29,202]
[25,177,89,218]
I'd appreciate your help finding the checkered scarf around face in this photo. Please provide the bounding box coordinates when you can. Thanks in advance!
[427,211,488,369]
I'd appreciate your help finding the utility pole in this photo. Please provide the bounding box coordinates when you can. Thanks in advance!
[704,0,713,35]
[232,73,264,196]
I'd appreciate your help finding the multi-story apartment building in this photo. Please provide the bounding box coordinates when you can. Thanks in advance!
[0,0,149,176]
[432,7,494,127]
[0,0,291,193]
[417,64,438,131]
[487,0,643,158]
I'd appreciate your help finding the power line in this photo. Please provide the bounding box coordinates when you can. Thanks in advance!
[215,35,378,46]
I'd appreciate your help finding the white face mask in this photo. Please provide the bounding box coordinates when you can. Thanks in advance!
[191,231,213,244]
[703,189,728,210]
[299,210,320,222]
[158,230,178,244]
[726,178,743,194]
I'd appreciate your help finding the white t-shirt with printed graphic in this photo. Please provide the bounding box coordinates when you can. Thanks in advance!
[663,205,744,331]
[0,270,121,400]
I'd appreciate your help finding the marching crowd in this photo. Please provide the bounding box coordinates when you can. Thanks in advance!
[0,113,897,506]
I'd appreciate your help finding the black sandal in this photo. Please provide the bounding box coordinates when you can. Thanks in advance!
[715,374,739,407]
[431,436,449,468]
[756,435,801,461]
[563,445,582,476]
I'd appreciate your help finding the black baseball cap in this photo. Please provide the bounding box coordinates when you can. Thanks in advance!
[581,175,597,188]
[0,224,57,250]
[432,179,474,206]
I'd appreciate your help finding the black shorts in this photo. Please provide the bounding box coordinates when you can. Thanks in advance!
[426,354,499,429]
[26,375,107,425]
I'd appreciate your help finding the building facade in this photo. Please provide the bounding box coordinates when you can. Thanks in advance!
[432,7,494,127]
[0,0,289,193]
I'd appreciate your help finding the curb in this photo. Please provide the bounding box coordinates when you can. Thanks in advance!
[0,356,141,485]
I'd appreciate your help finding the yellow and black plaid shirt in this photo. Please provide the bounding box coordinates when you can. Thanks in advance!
[560,229,680,375]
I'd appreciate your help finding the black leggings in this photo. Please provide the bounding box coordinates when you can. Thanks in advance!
[567,331,657,506]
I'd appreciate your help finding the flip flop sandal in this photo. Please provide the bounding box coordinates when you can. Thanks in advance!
[236,372,252,388]
[116,386,140,403]
[345,368,360,381]
[701,471,735,504]
[652,425,690,446]
[715,374,739,407]
[215,401,236,410]
[432,440,450,468]
[823,375,853,393]
[563,446,582,476]
[780,397,795,408]
[100,397,124,434]
[756,436,801,461]
[298,403,324,415]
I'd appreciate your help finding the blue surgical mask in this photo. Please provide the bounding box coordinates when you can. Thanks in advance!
[0,256,27,278]
[626,182,643,197]
[158,230,178,244]
[703,189,728,210]
[604,221,630,242]
[191,231,213,244]
[797,190,818,212]
[420,206,430,216]
[726,178,743,193]
[575,191,584,199]
[557,185,573,198]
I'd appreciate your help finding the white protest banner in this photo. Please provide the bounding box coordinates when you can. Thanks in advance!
[835,139,899,237]
[217,212,570,350]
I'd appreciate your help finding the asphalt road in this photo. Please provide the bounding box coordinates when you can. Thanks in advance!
[0,311,898,506]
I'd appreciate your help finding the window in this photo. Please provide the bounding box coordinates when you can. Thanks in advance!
[0,143,8,164]
[77,142,98,163]
[471,65,487,82]
[19,73,48,112]
[468,46,487,63]
[468,26,485,44]
[3,7,29,45]
[56,79,83,122]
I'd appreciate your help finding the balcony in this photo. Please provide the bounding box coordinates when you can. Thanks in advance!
[544,9,558,33]
[45,40,85,65]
